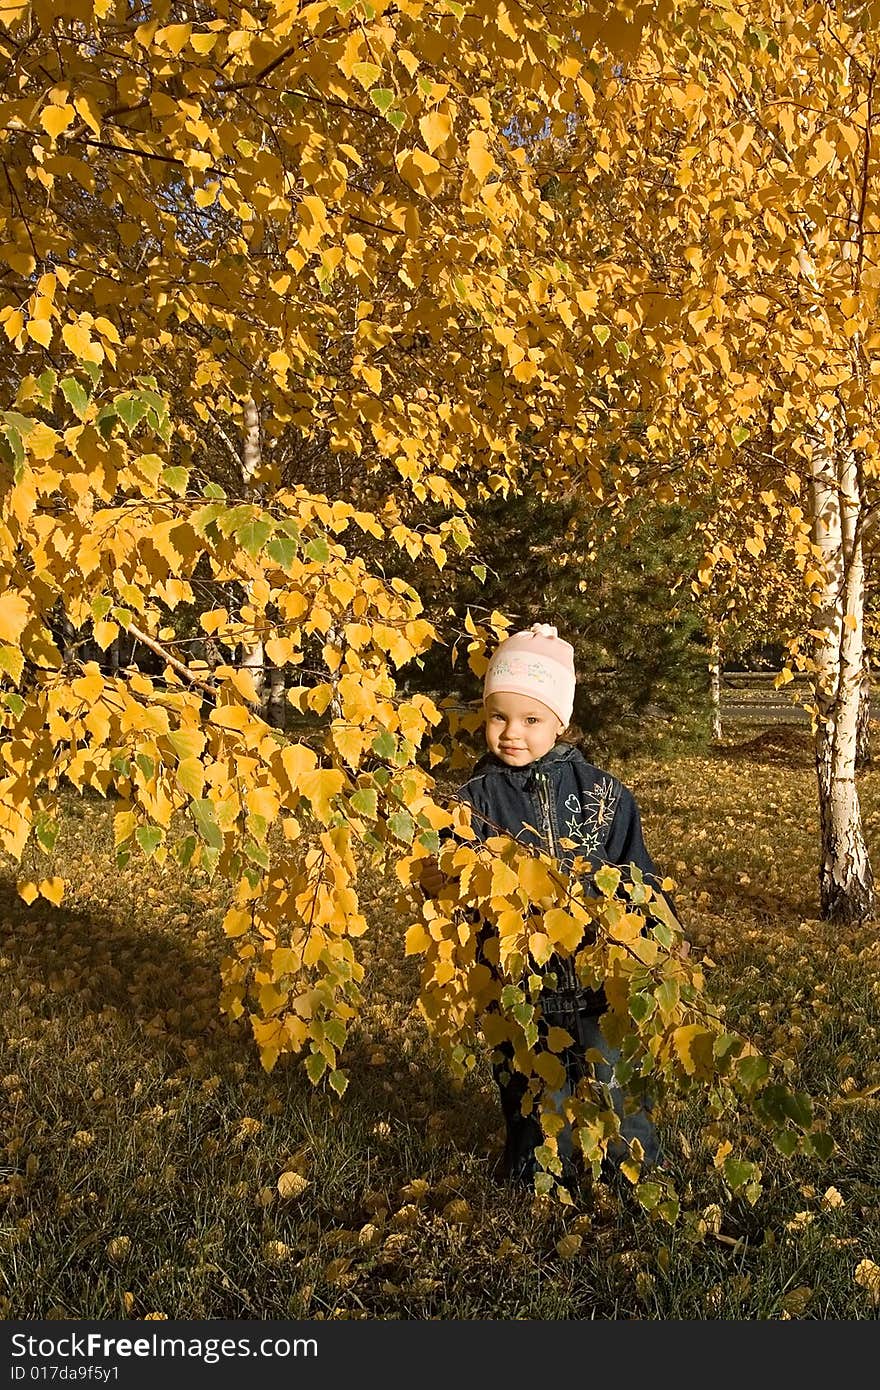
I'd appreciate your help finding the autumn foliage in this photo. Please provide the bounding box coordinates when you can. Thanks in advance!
[0,0,856,1200]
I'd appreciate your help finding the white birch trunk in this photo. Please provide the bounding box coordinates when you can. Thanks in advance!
[808,430,874,922]
[709,645,722,741]
[268,666,286,729]
[240,394,266,708]
[856,654,871,768]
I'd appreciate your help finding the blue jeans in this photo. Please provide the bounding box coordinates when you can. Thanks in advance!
[493,1011,660,1181]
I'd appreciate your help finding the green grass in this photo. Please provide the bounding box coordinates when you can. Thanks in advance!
[2,727,880,1319]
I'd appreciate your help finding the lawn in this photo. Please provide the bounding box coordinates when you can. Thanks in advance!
[2,727,880,1320]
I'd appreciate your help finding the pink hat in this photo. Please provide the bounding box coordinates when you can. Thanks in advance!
[483,623,576,727]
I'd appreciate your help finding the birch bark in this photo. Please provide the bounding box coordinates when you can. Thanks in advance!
[808,432,874,921]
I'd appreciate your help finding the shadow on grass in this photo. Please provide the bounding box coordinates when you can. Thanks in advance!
[0,870,498,1173]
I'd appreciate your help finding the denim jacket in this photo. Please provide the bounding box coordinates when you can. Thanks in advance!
[454,742,672,1020]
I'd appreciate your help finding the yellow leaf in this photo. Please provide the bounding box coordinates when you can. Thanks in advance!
[176,757,205,799]
[528,931,553,965]
[519,857,558,899]
[223,907,252,938]
[40,104,74,139]
[489,860,519,897]
[281,743,318,788]
[405,923,431,955]
[73,94,101,135]
[229,668,260,704]
[277,1170,309,1199]
[467,131,496,182]
[0,593,28,645]
[543,908,583,953]
[3,309,23,340]
[200,609,228,634]
[62,321,101,362]
[93,316,121,344]
[855,1259,880,1305]
[555,1234,582,1258]
[672,1024,716,1077]
[25,317,52,348]
[39,877,64,906]
[158,22,192,53]
[17,881,38,905]
[299,767,345,823]
[534,1051,566,1088]
[419,110,452,153]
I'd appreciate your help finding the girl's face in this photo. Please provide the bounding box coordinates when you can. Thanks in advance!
[483,691,562,766]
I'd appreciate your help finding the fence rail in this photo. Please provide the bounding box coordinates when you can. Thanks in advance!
[719,671,815,726]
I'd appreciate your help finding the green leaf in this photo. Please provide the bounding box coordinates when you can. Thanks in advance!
[174,835,197,869]
[236,516,272,558]
[190,797,223,849]
[371,730,397,760]
[592,324,611,346]
[267,536,298,571]
[808,1131,835,1162]
[161,466,189,495]
[60,377,89,419]
[1,424,24,473]
[36,369,57,405]
[80,359,102,385]
[0,643,23,683]
[418,828,440,854]
[656,978,680,1014]
[732,425,750,446]
[2,692,25,717]
[629,992,656,1024]
[500,984,523,1011]
[243,838,270,868]
[652,919,672,950]
[305,1051,327,1084]
[736,1055,770,1091]
[773,1130,798,1157]
[369,87,395,112]
[636,1181,663,1211]
[350,788,378,819]
[386,109,406,132]
[116,394,148,432]
[203,481,226,500]
[136,825,162,856]
[328,1068,348,1097]
[723,1156,759,1192]
[472,562,487,583]
[594,864,621,897]
[388,809,414,843]
[95,405,117,438]
[351,61,381,87]
[304,535,330,564]
[780,1089,813,1128]
[35,816,58,853]
[3,411,34,436]
[135,753,155,780]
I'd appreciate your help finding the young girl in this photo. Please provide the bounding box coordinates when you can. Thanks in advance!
[423,623,682,1185]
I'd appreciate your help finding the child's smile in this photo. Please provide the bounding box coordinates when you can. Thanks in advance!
[483,690,562,766]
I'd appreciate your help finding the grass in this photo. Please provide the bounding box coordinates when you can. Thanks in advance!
[2,725,880,1320]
